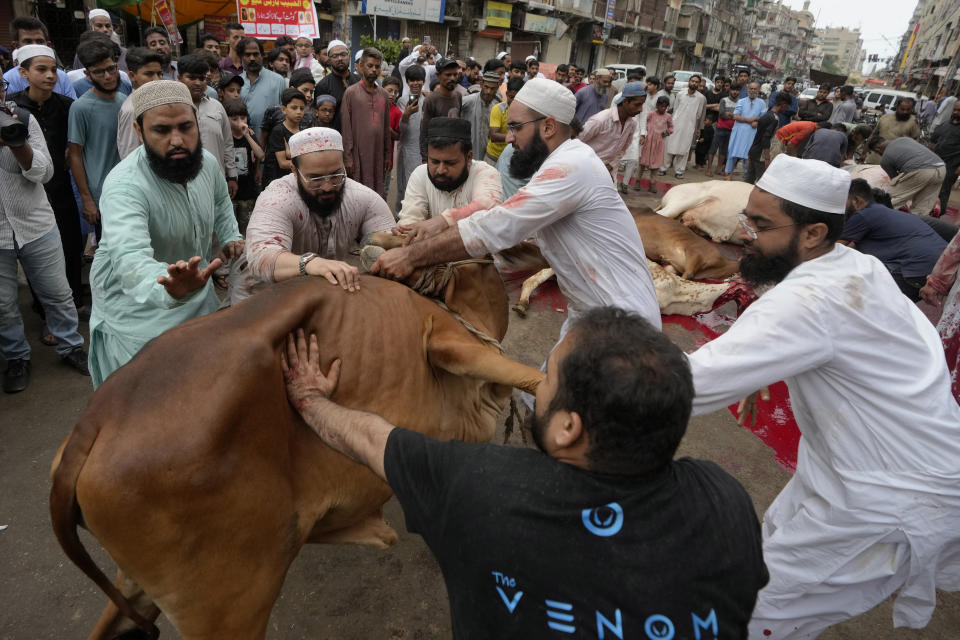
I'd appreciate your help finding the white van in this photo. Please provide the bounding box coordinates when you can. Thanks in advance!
[861,88,917,112]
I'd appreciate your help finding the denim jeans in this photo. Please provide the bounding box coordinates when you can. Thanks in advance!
[0,227,84,360]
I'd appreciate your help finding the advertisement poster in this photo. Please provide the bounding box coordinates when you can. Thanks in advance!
[237,0,321,40]
[154,0,183,43]
[361,0,445,24]
[203,15,230,42]
[485,1,512,29]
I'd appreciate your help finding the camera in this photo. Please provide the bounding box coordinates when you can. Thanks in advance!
[0,107,28,147]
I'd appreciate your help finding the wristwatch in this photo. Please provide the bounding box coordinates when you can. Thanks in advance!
[299,252,318,276]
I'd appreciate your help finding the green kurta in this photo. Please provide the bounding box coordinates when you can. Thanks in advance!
[89,147,241,387]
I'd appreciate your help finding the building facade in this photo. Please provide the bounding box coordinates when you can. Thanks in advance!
[815,26,864,77]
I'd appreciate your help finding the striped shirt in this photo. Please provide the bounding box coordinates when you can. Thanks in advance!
[0,109,55,249]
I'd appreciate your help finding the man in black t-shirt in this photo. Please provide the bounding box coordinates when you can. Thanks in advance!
[282,307,768,639]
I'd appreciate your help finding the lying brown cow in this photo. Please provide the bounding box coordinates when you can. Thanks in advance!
[632,206,738,280]
[50,261,543,639]
[507,206,739,316]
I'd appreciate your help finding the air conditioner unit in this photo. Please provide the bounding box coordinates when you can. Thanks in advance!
[472,18,487,31]
[503,31,512,42]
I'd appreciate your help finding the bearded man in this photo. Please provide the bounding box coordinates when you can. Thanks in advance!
[865,97,921,163]
[371,78,660,351]
[89,81,243,387]
[393,118,502,233]
[688,154,960,638]
[236,127,393,302]
[574,68,613,124]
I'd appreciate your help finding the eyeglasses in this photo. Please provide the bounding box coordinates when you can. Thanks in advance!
[506,117,545,133]
[89,64,119,77]
[297,168,346,189]
[737,214,796,241]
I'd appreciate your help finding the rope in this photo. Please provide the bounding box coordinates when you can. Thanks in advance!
[408,259,503,353]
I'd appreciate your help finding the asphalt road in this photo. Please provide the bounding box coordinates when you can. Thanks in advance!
[1,165,958,639]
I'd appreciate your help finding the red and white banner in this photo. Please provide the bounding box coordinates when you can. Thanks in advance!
[154,0,183,44]
[237,0,321,40]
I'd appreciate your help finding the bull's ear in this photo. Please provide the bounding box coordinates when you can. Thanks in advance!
[425,318,543,395]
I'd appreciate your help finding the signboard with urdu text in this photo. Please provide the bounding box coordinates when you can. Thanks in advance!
[361,0,445,23]
[237,0,322,40]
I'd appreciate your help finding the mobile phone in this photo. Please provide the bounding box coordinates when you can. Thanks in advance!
[423,35,431,45]
[410,93,419,105]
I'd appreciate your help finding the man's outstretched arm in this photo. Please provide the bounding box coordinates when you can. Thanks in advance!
[282,330,394,479]
[369,225,470,281]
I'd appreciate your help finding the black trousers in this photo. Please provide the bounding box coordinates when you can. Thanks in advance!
[938,163,959,217]
[745,150,766,184]
[45,181,84,307]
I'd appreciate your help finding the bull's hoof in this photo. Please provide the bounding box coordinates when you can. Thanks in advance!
[511,303,528,318]
[359,245,385,273]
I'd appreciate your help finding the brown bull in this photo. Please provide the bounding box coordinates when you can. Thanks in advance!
[50,261,543,639]
[631,206,739,280]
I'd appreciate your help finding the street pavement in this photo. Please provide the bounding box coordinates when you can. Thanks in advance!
[1,164,958,638]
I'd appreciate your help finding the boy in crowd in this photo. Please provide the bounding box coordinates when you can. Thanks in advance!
[695,112,714,170]
[259,68,316,151]
[68,35,125,237]
[117,47,164,158]
[383,75,403,209]
[706,83,738,177]
[261,88,306,187]
[218,72,243,102]
[315,94,336,127]
[225,99,264,234]
[178,53,236,188]
[10,45,86,314]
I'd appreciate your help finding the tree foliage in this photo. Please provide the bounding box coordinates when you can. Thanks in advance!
[358,36,418,64]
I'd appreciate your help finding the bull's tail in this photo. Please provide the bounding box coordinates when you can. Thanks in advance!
[49,419,160,639]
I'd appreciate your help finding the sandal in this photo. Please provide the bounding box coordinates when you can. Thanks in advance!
[40,325,56,347]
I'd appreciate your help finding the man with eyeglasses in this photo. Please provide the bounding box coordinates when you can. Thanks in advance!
[371,78,660,343]
[71,9,129,73]
[68,36,126,236]
[88,81,243,388]
[236,127,393,303]
[315,40,360,132]
[687,154,960,638]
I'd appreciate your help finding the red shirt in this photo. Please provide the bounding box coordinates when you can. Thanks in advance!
[569,82,587,94]
[389,104,402,169]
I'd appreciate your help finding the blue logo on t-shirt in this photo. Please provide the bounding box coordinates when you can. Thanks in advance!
[581,503,624,537]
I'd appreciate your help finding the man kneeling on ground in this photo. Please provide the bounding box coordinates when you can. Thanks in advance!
[282,307,769,638]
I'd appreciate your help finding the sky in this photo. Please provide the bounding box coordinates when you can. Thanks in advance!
[782,0,918,72]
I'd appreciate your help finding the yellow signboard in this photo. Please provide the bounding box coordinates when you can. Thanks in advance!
[486,1,512,28]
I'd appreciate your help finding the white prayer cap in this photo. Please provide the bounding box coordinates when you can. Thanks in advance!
[496,51,508,60]
[131,80,193,118]
[756,155,851,215]
[10,48,19,63]
[15,45,56,64]
[295,32,313,42]
[88,8,110,20]
[594,68,612,77]
[289,127,343,158]
[514,77,576,125]
[326,39,347,54]
[354,50,363,62]
[525,55,537,62]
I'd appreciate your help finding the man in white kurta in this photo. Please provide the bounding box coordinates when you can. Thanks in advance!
[370,78,661,341]
[578,82,645,181]
[687,154,960,638]
[395,117,502,229]
[662,74,706,178]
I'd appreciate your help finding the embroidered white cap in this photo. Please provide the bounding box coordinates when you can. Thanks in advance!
[289,127,343,158]
[756,154,851,214]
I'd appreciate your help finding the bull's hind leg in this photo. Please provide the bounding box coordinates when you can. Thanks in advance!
[87,569,160,640]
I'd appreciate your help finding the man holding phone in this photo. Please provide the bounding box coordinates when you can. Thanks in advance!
[396,64,426,209]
